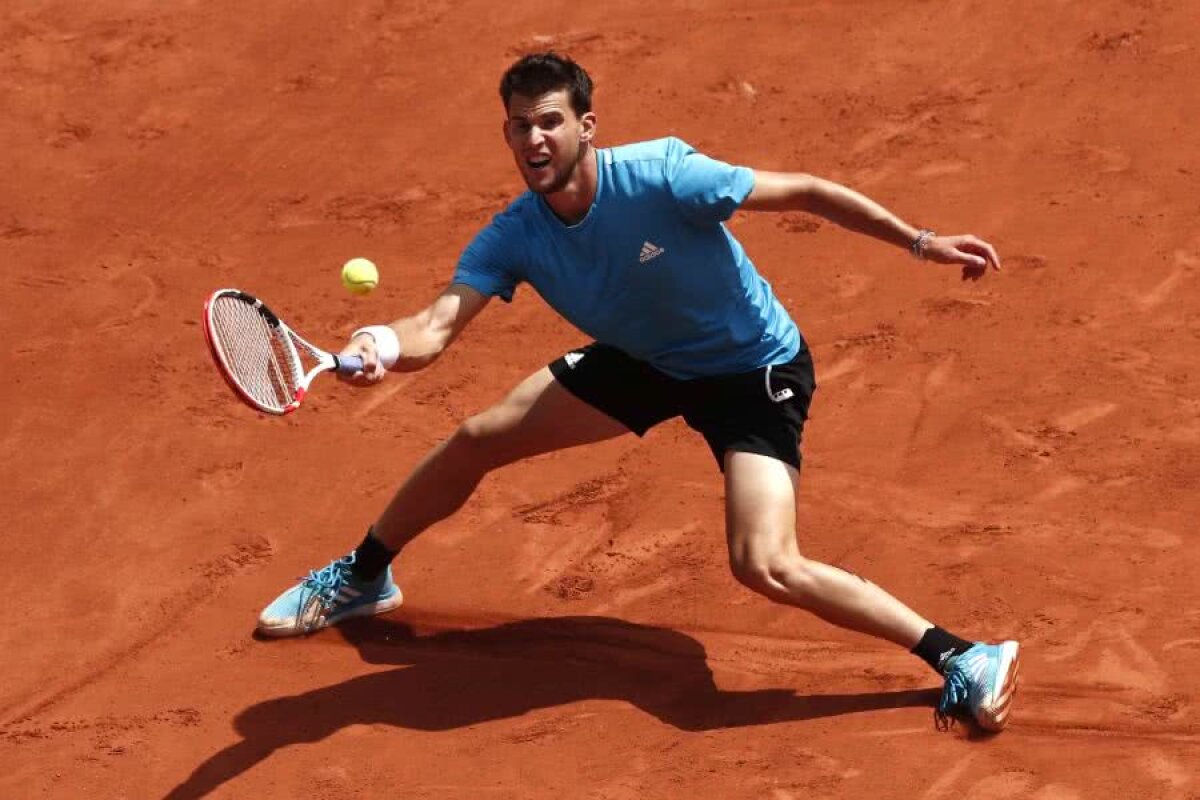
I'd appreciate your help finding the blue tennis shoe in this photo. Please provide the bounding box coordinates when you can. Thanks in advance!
[937,640,1021,731]
[257,554,403,637]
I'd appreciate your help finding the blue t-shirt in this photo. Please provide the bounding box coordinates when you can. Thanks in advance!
[453,136,803,379]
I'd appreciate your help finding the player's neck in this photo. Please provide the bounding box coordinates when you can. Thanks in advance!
[543,146,598,226]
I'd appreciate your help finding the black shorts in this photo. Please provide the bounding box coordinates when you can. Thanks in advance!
[549,343,816,471]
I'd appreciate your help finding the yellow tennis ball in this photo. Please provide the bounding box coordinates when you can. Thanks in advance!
[341,257,379,295]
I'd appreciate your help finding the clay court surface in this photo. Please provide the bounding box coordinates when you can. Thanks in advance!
[2,1,1198,797]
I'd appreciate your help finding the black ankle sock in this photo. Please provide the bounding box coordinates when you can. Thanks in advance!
[349,528,398,582]
[911,626,973,675]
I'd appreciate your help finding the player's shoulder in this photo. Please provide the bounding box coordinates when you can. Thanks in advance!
[606,136,696,166]
[482,191,538,228]
[465,192,538,256]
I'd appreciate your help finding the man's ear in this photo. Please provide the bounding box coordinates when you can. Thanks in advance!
[579,111,597,143]
[500,117,511,145]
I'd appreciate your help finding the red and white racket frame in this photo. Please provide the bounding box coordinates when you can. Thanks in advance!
[202,288,363,415]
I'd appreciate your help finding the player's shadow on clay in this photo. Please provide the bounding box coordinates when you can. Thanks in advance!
[165,615,937,799]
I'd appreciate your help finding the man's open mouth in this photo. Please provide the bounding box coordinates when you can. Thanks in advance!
[527,157,551,170]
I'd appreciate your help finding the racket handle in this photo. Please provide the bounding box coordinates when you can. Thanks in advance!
[334,354,365,374]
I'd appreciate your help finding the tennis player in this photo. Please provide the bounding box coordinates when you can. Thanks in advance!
[258,53,1018,731]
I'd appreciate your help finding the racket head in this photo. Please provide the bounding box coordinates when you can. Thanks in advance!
[203,289,311,415]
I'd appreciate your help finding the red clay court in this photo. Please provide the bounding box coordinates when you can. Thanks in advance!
[1,1,1197,797]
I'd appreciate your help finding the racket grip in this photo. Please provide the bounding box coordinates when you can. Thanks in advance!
[334,354,365,374]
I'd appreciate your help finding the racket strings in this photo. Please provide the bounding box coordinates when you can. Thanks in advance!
[209,296,303,412]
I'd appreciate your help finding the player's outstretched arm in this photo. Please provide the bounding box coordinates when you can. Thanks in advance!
[339,283,490,385]
[743,170,1001,278]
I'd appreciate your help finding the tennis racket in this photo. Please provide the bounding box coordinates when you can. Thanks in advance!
[202,289,363,415]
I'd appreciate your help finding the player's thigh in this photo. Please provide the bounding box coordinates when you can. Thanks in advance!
[724,450,801,569]
[460,366,631,465]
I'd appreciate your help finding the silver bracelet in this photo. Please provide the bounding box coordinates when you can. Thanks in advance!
[911,229,936,259]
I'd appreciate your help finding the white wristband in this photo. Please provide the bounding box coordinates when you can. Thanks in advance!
[350,325,401,370]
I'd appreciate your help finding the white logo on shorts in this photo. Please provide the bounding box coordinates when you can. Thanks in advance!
[564,351,585,369]
[764,364,794,403]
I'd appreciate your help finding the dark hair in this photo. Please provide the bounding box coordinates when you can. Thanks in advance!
[499,52,593,116]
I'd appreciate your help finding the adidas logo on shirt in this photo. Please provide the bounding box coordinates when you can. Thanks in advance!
[639,241,665,263]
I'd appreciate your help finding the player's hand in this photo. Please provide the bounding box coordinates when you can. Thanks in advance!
[922,234,1002,281]
[338,333,387,386]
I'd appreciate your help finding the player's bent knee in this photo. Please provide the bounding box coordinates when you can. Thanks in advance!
[457,413,495,444]
[729,550,820,602]
[451,410,522,470]
[729,558,774,594]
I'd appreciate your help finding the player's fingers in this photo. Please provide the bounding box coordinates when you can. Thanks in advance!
[350,332,389,383]
[367,357,387,383]
[981,241,1002,271]
[960,249,988,270]
[940,242,987,270]
[961,237,1002,271]
[336,341,375,385]
[359,348,385,383]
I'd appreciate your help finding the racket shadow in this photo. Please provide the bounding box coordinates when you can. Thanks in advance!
[164,615,937,799]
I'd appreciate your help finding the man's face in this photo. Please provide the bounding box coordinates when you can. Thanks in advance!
[502,89,595,194]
